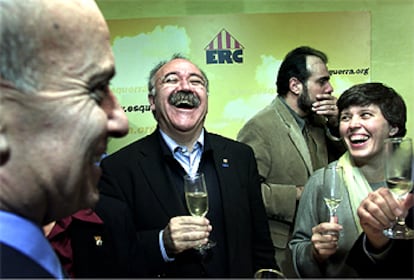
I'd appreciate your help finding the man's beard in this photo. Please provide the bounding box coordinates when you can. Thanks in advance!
[297,86,313,115]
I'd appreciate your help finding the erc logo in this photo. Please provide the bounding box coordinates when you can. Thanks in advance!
[205,29,244,64]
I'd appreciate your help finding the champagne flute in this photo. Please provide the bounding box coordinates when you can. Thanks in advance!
[383,137,414,239]
[184,172,216,251]
[322,165,344,235]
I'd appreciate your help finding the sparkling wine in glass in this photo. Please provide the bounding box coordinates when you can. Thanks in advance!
[184,172,216,251]
[322,165,344,235]
[383,137,414,239]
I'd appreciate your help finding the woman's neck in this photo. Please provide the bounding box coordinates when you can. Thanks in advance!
[360,161,385,183]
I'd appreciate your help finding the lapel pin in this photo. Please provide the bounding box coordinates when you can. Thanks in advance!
[94,236,103,246]
[222,158,229,168]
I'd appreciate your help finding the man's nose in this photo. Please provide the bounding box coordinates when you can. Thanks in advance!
[105,90,129,138]
[325,82,334,94]
[178,78,192,91]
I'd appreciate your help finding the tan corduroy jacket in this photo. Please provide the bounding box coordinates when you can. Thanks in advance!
[237,96,344,249]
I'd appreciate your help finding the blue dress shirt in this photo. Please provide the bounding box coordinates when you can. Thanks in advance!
[0,210,64,278]
[157,128,204,262]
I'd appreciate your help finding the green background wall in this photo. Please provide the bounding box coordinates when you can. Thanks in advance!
[97,0,414,141]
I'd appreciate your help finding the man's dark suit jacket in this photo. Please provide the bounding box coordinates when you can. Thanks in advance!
[99,129,276,278]
[53,195,146,278]
[0,243,55,278]
[347,208,414,278]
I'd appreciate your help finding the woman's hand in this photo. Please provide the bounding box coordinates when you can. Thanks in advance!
[311,221,343,262]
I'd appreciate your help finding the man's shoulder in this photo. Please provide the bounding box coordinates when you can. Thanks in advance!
[207,132,253,153]
[240,98,288,129]
[237,99,291,144]
[0,243,54,278]
[249,99,279,119]
[107,132,157,158]
[208,131,237,143]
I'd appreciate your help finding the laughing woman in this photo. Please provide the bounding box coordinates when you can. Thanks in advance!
[289,82,407,278]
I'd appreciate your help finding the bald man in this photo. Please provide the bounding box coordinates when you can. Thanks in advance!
[0,0,128,277]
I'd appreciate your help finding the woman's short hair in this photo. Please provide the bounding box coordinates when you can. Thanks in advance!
[337,82,407,137]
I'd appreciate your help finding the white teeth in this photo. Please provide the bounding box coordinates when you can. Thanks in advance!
[350,135,369,142]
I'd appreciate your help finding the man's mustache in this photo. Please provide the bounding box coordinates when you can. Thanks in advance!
[168,91,201,108]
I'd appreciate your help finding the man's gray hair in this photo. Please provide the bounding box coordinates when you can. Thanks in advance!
[147,53,209,96]
[0,0,44,94]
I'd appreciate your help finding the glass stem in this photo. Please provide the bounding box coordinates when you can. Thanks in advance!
[396,196,407,226]
[396,216,406,226]
[329,210,338,223]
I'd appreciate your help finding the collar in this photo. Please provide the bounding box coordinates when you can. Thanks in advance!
[159,128,205,154]
[0,210,64,279]
[278,95,306,130]
[48,209,103,239]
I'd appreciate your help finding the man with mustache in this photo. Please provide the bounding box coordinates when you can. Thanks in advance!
[237,46,345,278]
[98,54,278,277]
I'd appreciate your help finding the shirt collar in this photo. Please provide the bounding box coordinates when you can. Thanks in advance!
[278,95,306,130]
[48,209,103,238]
[159,128,205,154]
[0,210,64,279]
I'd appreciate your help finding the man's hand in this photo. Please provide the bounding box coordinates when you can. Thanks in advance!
[312,94,338,127]
[162,216,212,256]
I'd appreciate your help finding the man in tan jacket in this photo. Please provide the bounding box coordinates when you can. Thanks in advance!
[237,46,345,278]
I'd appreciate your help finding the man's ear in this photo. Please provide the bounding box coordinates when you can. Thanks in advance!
[0,124,10,166]
[389,126,399,137]
[289,77,302,95]
[148,94,156,111]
